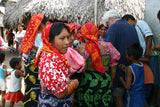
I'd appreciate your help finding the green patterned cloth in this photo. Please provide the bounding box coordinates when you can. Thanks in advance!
[74,41,120,107]
[75,70,112,107]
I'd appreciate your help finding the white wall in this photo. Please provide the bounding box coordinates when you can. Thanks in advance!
[144,0,160,44]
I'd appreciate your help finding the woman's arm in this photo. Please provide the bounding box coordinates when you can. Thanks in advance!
[145,36,153,58]
[139,57,150,63]
[119,67,133,90]
[110,65,116,84]
[54,79,79,99]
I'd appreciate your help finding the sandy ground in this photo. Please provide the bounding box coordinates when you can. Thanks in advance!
[0,43,24,107]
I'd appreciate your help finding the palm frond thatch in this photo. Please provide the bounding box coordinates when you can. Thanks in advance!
[4,0,144,28]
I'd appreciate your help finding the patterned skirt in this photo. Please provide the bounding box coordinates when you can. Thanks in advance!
[74,70,113,107]
[23,58,40,107]
[37,91,73,107]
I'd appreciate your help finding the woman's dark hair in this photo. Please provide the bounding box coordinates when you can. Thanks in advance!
[122,14,136,21]
[9,57,21,69]
[49,22,70,43]
[18,23,26,30]
[0,51,5,63]
[126,43,143,60]
[157,10,160,19]
[18,23,25,27]
[42,15,48,25]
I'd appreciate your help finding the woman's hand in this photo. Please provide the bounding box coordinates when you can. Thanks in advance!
[71,79,79,89]
[78,43,86,54]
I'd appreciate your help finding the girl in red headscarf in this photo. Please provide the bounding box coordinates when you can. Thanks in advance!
[74,23,120,107]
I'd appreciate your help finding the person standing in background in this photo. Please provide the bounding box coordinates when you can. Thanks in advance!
[75,23,120,107]
[98,23,108,40]
[12,23,26,57]
[7,28,15,47]
[101,10,139,107]
[157,10,160,23]
[19,14,48,107]
[122,14,159,107]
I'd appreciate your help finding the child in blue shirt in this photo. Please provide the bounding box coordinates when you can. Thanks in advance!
[119,43,145,107]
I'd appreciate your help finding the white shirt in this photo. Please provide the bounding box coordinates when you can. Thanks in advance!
[9,70,22,92]
[135,20,154,57]
[15,30,26,44]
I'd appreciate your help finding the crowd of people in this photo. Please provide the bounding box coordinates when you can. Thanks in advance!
[0,9,160,107]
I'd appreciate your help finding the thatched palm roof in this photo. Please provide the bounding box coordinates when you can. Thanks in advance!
[4,0,144,28]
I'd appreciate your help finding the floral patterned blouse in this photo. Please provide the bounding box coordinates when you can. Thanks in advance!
[86,41,120,71]
[38,51,70,94]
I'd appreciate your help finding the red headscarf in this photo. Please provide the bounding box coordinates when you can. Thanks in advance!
[64,23,74,33]
[70,22,81,30]
[80,23,105,73]
[19,14,44,54]
[34,23,70,69]
[70,22,81,38]
[0,37,2,46]
[98,23,104,29]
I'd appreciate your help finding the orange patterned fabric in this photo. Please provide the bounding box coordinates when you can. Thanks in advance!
[64,23,74,33]
[0,37,2,46]
[80,23,105,73]
[19,14,44,54]
[34,23,70,69]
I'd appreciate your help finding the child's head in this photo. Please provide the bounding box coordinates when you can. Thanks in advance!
[126,43,143,61]
[0,51,5,64]
[10,57,22,70]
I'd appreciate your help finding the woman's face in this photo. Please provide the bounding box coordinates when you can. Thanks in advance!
[52,28,70,54]
[17,24,24,31]
[99,26,107,38]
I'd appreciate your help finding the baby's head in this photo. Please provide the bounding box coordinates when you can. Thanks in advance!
[0,51,5,64]
[10,57,22,70]
[126,43,143,61]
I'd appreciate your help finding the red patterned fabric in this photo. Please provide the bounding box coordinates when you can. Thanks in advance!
[3,91,24,103]
[34,23,71,94]
[70,22,82,38]
[65,23,74,33]
[80,23,105,73]
[98,23,104,29]
[34,23,70,69]
[0,37,2,46]
[19,14,44,54]
[38,52,70,94]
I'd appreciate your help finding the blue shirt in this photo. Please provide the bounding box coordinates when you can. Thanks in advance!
[104,19,139,87]
[125,63,145,107]
[0,63,7,79]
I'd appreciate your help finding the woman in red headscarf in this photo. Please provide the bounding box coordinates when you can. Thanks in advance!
[98,23,108,40]
[34,22,79,107]
[19,14,48,107]
[74,23,120,107]
[70,22,82,50]
[64,23,85,75]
